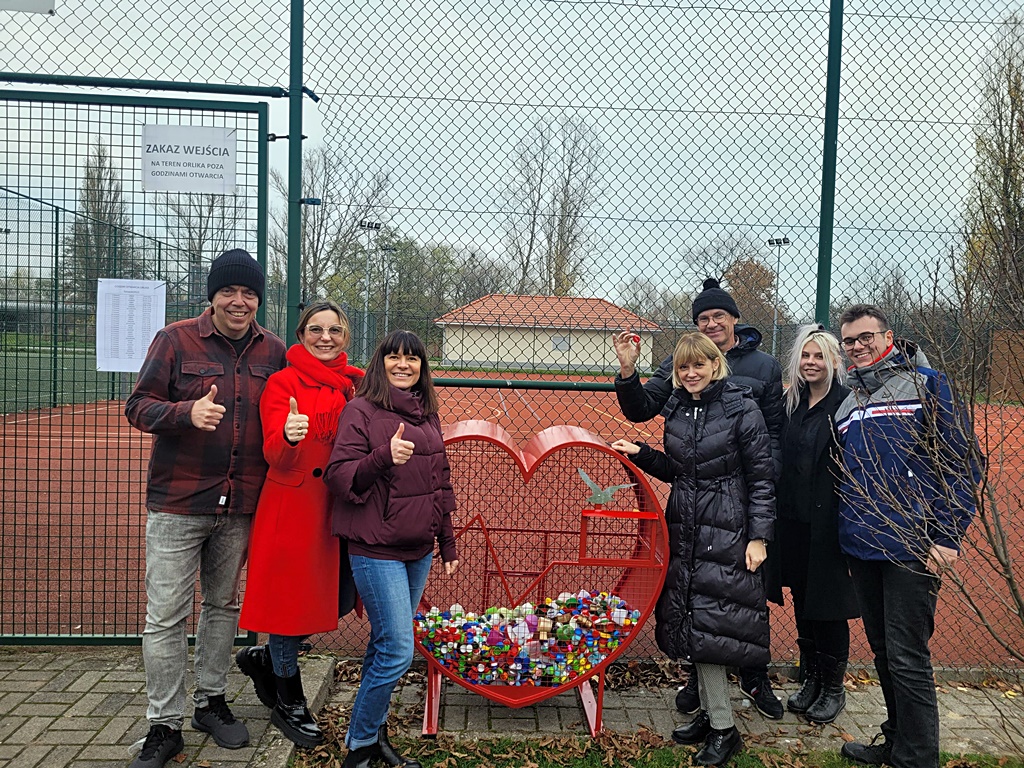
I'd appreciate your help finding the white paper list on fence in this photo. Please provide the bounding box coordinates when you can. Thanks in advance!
[96,279,167,373]
[140,125,237,195]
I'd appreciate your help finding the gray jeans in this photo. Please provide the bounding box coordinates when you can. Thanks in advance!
[695,662,734,730]
[142,510,250,728]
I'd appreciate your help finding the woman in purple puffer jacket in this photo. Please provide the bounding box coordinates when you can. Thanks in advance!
[325,329,459,768]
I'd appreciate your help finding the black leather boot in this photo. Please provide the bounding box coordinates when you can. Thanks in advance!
[376,723,422,767]
[235,645,276,708]
[787,638,820,714]
[342,744,378,768]
[270,670,325,749]
[674,668,700,714]
[671,710,711,745]
[805,652,847,724]
[694,726,743,766]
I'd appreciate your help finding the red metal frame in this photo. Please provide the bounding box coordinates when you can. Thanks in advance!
[418,421,669,737]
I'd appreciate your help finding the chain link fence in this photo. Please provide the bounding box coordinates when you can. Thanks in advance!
[0,93,267,638]
[1,1,1022,676]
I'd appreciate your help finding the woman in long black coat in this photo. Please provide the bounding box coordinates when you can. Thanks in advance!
[777,324,859,724]
[613,332,774,767]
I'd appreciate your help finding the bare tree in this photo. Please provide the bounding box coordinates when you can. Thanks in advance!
[678,232,764,286]
[268,146,390,302]
[968,15,1024,327]
[503,116,602,296]
[64,140,146,304]
[152,193,245,300]
[448,247,514,307]
[616,276,663,320]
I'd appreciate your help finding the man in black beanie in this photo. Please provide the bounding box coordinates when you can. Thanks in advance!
[611,276,786,723]
[124,249,286,768]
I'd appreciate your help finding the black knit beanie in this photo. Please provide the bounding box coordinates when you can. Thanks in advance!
[207,249,265,305]
[691,278,740,323]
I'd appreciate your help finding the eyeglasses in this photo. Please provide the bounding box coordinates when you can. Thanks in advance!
[305,325,347,338]
[696,311,731,327]
[841,331,887,349]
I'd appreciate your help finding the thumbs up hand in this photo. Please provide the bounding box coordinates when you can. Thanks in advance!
[390,422,415,465]
[284,396,309,443]
[191,385,226,431]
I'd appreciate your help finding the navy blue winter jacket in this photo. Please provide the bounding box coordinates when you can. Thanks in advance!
[835,342,980,562]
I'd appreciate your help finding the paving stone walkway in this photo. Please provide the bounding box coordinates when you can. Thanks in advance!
[0,646,1017,768]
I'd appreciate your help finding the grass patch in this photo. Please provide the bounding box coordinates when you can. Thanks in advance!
[292,730,1022,768]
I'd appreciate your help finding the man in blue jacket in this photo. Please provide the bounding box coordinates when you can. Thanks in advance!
[612,277,785,720]
[834,305,978,768]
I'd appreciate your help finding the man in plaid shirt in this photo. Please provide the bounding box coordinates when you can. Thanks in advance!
[125,249,287,768]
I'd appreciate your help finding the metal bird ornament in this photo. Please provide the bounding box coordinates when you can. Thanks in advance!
[577,468,636,506]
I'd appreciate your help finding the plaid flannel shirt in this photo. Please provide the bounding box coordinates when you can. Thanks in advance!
[125,309,287,515]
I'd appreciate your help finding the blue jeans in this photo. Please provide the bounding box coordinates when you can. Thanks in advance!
[142,511,250,729]
[268,635,307,678]
[848,557,941,768]
[346,553,432,749]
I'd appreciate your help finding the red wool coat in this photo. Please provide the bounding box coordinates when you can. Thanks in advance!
[239,345,362,636]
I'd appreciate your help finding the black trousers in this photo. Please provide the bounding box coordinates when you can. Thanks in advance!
[847,557,941,768]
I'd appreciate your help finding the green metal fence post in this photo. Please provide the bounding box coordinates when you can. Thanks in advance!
[285,0,304,337]
[815,0,844,325]
[50,209,59,409]
[256,103,269,329]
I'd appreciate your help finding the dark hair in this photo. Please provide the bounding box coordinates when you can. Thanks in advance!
[839,304,889,331]
[358,330,439,414]
[294,300,350,346]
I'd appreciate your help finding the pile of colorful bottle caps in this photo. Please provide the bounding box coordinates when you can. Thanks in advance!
[413,590,642,687]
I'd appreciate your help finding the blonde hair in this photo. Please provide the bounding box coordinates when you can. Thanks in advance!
[784,324,845,415]
[671,332,729,387]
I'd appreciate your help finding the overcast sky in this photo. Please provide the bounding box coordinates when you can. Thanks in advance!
[1,0,1014,320]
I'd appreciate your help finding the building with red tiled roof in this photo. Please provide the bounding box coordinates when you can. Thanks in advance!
[434,294,661,372]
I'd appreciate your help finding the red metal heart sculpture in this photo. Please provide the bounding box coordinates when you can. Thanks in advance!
[416,420,668,736]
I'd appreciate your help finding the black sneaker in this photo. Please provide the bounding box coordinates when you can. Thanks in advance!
[675,671,700,714]
[192,694,250,749]
[739,674,784,720]
[841,734,892,765]
[130,724,184,768]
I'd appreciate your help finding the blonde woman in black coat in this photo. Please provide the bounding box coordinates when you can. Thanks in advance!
[612,332,775,766]
[777,324,858,724]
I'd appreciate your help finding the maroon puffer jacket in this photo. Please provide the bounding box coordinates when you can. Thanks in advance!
[324,388,457,563]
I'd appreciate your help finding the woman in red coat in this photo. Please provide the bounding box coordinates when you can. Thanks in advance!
[237,300,363,749]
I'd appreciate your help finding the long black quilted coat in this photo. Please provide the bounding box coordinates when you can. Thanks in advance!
[624,379,775,667]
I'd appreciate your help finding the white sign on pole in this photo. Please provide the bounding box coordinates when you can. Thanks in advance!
[96,279,167,373]
[0,0,55,13]
[141,125,236,195]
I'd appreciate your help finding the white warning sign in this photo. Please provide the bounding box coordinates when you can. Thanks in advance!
[141,125,237,195]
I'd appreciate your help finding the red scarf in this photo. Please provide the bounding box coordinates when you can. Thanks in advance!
[285,345,364,444]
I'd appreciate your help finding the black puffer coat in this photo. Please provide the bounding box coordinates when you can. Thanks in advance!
[615,324,784,476]
[625,379,775,667]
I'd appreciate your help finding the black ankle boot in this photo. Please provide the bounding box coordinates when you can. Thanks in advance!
[235,645,276,708]
[805,652,847,724]
[671,710,711,745]
[694,726,743,766]
[270,670,324,749]
[675,668,700,714]
[342,744,378,768]
[787,638,820,714]
[376,724,422,768]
